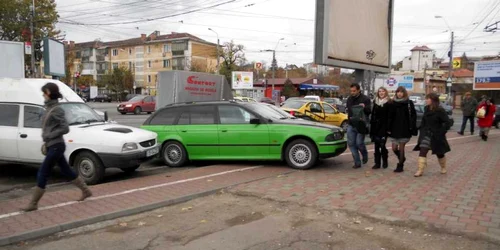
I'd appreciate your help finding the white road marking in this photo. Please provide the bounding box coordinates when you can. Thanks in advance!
[339,131,499,156]
[0,166,263,220]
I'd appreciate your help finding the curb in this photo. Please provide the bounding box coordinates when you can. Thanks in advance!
[0,170,294,247]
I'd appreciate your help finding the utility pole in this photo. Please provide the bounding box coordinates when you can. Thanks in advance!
[208,28,220,73]
[423,63,428,94]
[271,50,276,91]
[447,31,454,100]
[30,0,35,78]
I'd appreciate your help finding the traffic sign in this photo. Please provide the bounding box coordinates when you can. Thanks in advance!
[446,77,452,87]
[452,58,461,69]
[386,77,397,87]
[254,62,263,70]
[24,42,32,55]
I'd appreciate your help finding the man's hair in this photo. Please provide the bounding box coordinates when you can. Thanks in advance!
[350,83,361,90]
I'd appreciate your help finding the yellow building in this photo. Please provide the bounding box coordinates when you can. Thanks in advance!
[68,31,218,95]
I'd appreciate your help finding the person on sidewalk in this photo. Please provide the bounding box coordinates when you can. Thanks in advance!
[22,83,93,212]
[458,92,478,135]
[413,93,451,177]
[477,98,496,141]
[387,86,417,173]
[346,83,372,169]
[370,87,390,169]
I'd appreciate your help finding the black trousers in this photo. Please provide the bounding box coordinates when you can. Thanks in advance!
[460,116,475,134]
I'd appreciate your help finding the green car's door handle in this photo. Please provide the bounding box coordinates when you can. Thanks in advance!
[181,130,187,132]
[221,129,228,132]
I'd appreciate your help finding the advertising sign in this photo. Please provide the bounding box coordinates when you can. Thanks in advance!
[232,71,254,89]
[384,75,414,91]
[314,0,394,73]
[90,86,98,99]
[0,41,25,78]
[254,62,263,70]
[43,38,66,77]
[473,60,500,90]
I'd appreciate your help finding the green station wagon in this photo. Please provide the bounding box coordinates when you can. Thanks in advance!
[141,101,347,170]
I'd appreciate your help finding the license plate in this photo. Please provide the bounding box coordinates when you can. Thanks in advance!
[146,147,159,157]
[118,107,124,110]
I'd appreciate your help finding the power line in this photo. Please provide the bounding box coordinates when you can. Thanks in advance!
[458,0,500,43]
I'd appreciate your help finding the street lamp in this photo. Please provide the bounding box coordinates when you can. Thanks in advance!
[435,15,454,100]
[208,28,220,72]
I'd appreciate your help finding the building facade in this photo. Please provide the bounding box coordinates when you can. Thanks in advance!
[66,31,217,95]
[401,46,435,72]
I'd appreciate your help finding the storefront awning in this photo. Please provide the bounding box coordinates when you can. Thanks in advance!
[299,84,339,91]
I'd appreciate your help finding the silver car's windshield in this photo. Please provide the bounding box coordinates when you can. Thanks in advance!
[59,103,105,125]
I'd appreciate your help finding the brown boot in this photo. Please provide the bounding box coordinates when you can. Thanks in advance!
[22,187,45,212]
[414,157,427,177]
[438,157,447,174]
[72,177,92,201]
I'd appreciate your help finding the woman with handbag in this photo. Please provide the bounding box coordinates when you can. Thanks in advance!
[413,93,451,177]
[370,87,390,169]
[23,83,92,212]
[387,86,417,173]
[477,98,496,141]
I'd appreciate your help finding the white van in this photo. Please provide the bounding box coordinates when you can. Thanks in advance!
[0,78,159,184]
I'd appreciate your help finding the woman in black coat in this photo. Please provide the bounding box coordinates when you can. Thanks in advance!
[370,87,390,169]
[387,86,417,173]
[413,93,451,177]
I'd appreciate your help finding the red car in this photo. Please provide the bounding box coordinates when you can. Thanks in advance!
[117,95,156,115]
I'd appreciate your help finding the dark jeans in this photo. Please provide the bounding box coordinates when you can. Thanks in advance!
[460,116,475,134]
[347,125,368,166]
[37,143,77,189]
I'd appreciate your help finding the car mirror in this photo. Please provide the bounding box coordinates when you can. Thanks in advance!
[250,118,261,124]
[104,111,109,122]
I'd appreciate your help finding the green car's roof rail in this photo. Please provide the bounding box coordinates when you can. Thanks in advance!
[164,99,238,107]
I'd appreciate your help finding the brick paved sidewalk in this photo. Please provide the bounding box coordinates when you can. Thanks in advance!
[0,165,293,246]
[232,132,500,240]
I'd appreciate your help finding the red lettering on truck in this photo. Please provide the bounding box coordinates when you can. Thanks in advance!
[187,76,216,86]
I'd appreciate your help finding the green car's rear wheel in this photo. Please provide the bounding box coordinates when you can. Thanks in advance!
[162,141,188,167]
[284,139,318,170]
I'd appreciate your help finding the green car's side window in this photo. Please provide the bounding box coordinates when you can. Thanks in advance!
[177,106,216,125]
[218,105,255,124]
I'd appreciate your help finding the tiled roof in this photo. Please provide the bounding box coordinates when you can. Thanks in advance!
[444,69,474,78]
[411,45,433,52]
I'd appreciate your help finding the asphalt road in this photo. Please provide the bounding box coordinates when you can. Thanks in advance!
[88,102,150,128]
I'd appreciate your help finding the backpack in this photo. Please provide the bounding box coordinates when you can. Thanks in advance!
[350,105,369,134]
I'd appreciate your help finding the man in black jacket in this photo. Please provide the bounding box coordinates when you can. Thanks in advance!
[346,83,372,168]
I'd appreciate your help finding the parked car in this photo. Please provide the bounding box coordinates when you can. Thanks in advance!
[141,101,347,170]
[92,94,112,103]
[117,95,156,115]
[323,98,346,113]
[280,97,302,106]
[125,94,139,101]
[259,97,276,105]
[414,104,454,129]
[494,105,500,129]
[281,100,348,130]
[0,78,159,184]
[304,95,321,101]
[233,96,257,102]
[440,102,453,115]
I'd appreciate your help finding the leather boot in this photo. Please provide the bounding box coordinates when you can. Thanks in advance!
[372,152,381,169]
[72,177,92,201]
[394,163,404,173]
[382,150,389,169]
[414,157,427,177]
[22,187,45,212]
[438,157,447,174]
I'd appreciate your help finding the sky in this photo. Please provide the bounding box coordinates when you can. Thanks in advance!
[54,0,500,68]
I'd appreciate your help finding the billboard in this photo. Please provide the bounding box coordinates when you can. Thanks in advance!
[473,60,500,90]
[383,75,414,91]
[0,41,25,78]
[43,38,65,77]
[314,0,394,73]
[232,71,253,89]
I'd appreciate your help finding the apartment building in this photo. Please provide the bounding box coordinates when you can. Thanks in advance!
[66,31,217,94]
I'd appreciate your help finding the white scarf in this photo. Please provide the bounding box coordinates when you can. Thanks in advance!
[375,96,389,107]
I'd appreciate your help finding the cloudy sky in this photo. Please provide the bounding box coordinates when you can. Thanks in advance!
[55,0,500,67]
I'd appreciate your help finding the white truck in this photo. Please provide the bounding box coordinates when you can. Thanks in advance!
[156,71,233,110]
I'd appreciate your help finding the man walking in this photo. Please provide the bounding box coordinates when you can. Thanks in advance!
[458,92,478,135]
[346,83,372,168]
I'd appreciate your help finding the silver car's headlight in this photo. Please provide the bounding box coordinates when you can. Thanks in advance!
[122,142,138,152]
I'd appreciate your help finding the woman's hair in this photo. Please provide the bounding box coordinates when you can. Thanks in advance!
[41,82,63,100]
[425,93,440,111]
[395,86,408,99]
[377,87,389,99]
[488,98,495,105]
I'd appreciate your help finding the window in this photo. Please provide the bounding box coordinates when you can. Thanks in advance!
[309,103,323,113]
[147,46,151,53]
[129,48,132,55]
[149,108,179,125]
[218,105,255,124]
[144,96,153,103]
[0,104,19,127]
[129,62,133,69]
[24,106,44,128]
[163,59,170,68]
[148,75,152,83]
[163,44,171,52]
[112,49,118,56]
[112,63,119,69]
[75,51,81,58]
[172,41,188,51]
[176,106,215,125]
[148,60,152,68]
[323,104,336,114]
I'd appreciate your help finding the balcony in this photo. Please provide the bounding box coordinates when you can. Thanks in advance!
[81,69,96,75]
[96,69,107,75]
[96,55,106,62]
[172,50,185,56]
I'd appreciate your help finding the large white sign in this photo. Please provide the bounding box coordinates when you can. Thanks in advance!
[90,86,98,99]
[232,71,254,89]
[381,75,414,91]
[43,38,66,77]
[314,0,394,73]
[0,41,25,78]
[473,60,500,90]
